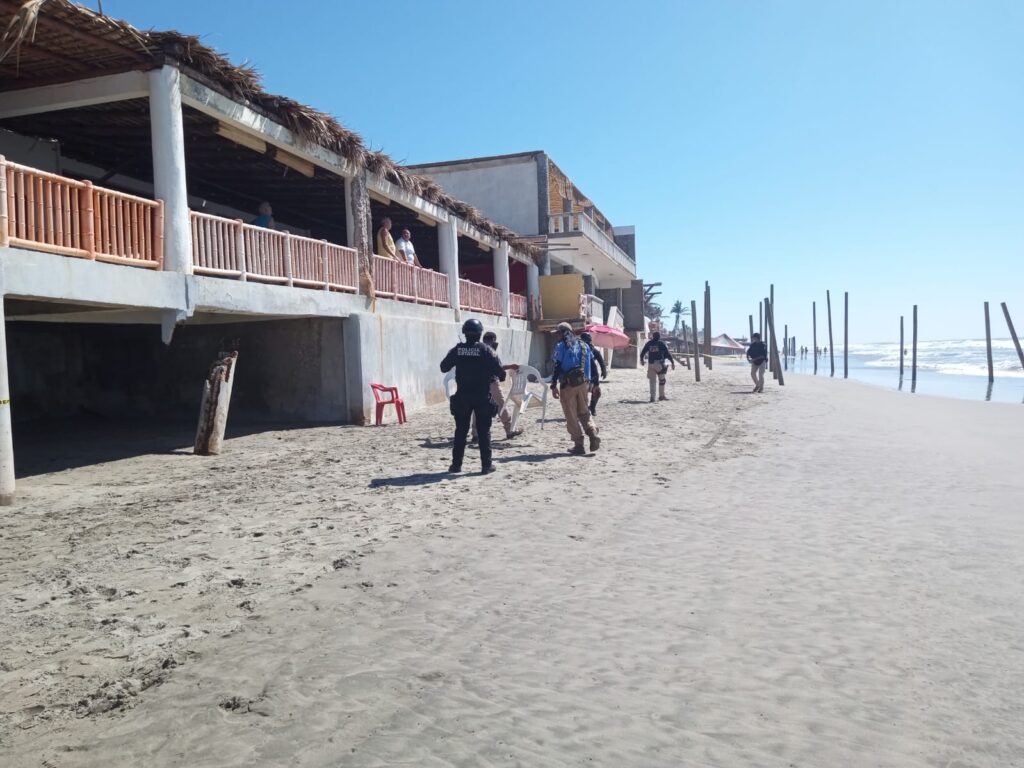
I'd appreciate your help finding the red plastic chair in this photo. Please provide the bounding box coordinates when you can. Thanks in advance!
[370,383,406,425]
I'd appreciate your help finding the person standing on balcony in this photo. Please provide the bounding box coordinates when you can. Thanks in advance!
[252,201,275,229]
[639,331,676,402]
[376,217,398,261]
[395,229,422,267]
[471,331,522,441]
[550,323,600,455]
[580,331,607,416]
[440,319,506,475]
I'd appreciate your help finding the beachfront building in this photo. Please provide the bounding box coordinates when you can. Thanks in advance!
[0,1,545,503]
[409,152,640,314]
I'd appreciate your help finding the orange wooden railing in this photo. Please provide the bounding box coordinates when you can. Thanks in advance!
[510,293,527,319]
[459,279,503,315]
[190,211,358,292]
[1,156,163,269]
[372,254,450,307]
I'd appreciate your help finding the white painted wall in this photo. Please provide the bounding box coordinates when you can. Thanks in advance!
[416,157,539,236]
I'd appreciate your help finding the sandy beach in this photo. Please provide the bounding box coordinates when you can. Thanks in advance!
[2,363,1023,767]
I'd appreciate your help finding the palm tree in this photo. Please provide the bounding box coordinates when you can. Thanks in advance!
[670,300,690,335]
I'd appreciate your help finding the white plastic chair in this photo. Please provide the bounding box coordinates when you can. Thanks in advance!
[507,364,550,431]
[443,369,457,400]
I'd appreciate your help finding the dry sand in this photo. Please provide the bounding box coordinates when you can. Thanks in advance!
[1,362,1023,767]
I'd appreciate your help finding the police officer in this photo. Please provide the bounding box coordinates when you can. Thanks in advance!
[579,331,607,416]
[639,331,677,402]
[440,318,506,474]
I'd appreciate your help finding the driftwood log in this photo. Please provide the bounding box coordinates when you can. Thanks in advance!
[194,350,239,456]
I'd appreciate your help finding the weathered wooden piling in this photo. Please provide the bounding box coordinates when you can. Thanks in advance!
[826,290,835,377]
[912,305,918,387]
[984,302,994,383]
[843,291,849,379]
[691,299,701,382]
[765,297,784,386]
[195,350,239,456]
[899,315,904,379]
[813,301,817,375]
[1002,302,1024,371]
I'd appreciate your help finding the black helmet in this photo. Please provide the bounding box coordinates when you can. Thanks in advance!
[580,332,593,344]
[462,318,484,337]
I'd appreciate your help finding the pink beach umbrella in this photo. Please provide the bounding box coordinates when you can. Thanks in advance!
[582,324,631,349]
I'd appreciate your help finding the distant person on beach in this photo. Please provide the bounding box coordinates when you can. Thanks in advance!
[639,331,676,402]
[395,229,421,267]
[747,332,768,393]
[580,331,607,416]
[440,319,505,475]
[550,322,600,455]
[252,201,275,229]
[471,331,522,442]
[376,217,398,261]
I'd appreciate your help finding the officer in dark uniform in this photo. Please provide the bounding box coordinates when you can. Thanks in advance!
[440,318,506,474]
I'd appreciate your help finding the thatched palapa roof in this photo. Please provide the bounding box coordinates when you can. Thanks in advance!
[0,0,540,260]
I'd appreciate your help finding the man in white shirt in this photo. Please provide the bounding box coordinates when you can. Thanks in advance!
[395,229,421,267]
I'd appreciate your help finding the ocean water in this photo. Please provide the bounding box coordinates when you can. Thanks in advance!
[787,339,1024,404]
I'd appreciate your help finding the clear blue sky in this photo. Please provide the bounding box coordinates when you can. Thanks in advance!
[91,0,1023,342]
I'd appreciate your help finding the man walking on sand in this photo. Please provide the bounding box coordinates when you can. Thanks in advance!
[440,319,506,474]
[747,332,768,393]
[580,331,607,416]
[639,331,676,402]
[550,322,600,455]
[471,331,523,441]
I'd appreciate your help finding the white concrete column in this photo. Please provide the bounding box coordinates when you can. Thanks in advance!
[149,65,192,274]
[438,217,460,316]
[344,175,356,249]
[0,294,14,505]
[526,261,541,320]
[493,241,510,320]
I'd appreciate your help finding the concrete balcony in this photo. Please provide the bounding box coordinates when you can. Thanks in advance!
[547,211,635,284]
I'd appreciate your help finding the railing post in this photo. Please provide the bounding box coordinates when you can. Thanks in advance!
[154,200,165,269]
[81,180,95,260]
[284,232,293,286]
[235,219,246,281]
[0,156,9,248]
[321,239,329,291]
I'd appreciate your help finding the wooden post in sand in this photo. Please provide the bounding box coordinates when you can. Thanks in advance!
[911,305,918,387]
[1002,302,1024,371]
[194,350,239,456]
[899,315,904,380]
[690,299,701,382]
[749,314,754,342]
[679,322,691,369]
[759,301,763,338]
[826,290,835,377]
[984,302,994,383]
[813,302,818,375]
[843,291,849,379]
[783,324,788,371]
[703,282,713,370]
[765,296,784,386]
[768,284,775,375]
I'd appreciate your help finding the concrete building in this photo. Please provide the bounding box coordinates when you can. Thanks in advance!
[408,152,638,293]
[0,1,548,504]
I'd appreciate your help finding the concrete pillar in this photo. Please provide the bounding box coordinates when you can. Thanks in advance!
[493,241,510,320]
[0,295,14,505]
[149,65,192,274]
[541,250,552,276]
[344,175,356,249]
[526,261,540,320]
[438,217,460,317]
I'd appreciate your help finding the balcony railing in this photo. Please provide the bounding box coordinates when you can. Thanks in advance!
[371,254,450,307]
[510,292,528,319]
[1,156,163,268]
[459,279,503,316]
[548,210,634,272]
[190,211,358,291]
